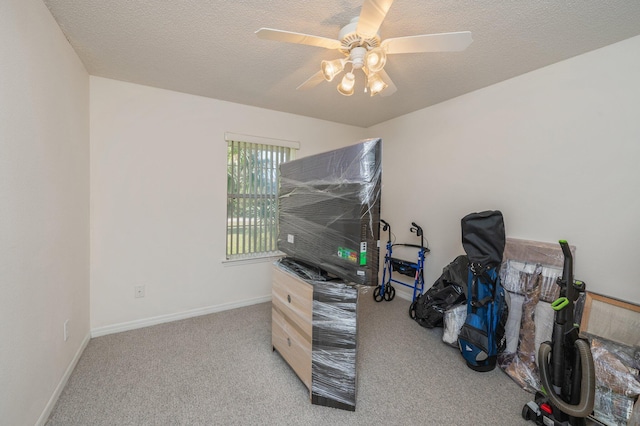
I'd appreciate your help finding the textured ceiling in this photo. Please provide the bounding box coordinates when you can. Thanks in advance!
[43,0,640,128]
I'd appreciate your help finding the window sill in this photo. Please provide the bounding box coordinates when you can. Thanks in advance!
[221,252,286,267]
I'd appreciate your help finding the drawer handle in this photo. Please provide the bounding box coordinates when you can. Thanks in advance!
[287,337,291,347]
[287,294,291,303]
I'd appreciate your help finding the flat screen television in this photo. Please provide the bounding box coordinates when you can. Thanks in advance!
[278,138,382,286]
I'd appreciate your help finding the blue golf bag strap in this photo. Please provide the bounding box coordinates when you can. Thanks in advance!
[470,262,495,311]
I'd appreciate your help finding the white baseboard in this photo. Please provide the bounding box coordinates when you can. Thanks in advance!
[90,295,272,338]
[395,288,415,302]
[36,332,91,426]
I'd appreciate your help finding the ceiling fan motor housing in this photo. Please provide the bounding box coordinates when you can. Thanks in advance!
[338,17,380,55]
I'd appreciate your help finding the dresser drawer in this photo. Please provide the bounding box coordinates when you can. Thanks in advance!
[272,306,312,389]
[272,266,313,337]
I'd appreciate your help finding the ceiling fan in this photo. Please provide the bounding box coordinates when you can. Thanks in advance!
[256,0,473,97]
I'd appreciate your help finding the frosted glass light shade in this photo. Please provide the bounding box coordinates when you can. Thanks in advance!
[365,48,387,73]
[367,73,388,96]
[321,58,345,82]
[337,72,356,96]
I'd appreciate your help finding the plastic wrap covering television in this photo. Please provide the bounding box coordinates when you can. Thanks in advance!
[275,259,358,410]
[278,138,381,286]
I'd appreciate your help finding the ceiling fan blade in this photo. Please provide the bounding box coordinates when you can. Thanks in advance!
[356,0,394,38]
[256,28,341,49]
[381,31,473,54]
[296,71,326,91]
[378,69,397,97]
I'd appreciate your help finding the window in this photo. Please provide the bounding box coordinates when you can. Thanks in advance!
[225,133,298,259]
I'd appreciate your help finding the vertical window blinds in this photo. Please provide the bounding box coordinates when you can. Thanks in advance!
[226,136,297,258]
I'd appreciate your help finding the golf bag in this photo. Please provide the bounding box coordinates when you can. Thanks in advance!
[457,210,508,372]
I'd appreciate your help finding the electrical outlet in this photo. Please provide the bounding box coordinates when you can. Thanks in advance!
[64,319,69,342]
[134,285,145,298]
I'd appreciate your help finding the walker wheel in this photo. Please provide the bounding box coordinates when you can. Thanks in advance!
[409,300,417,319]
[373,286,384,302]
[384,285,395,301]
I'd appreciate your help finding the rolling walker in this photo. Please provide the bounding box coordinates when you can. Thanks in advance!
[374,220,430,308]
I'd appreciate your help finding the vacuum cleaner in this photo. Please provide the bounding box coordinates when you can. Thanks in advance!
[522,240,596,426]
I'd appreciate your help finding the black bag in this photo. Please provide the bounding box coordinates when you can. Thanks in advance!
[413,255,468,328]
[457,210,508,372]
[391,258,418,277]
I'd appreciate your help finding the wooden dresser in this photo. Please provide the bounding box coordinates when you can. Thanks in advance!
[271,261,358,411]
[272,264,313,389]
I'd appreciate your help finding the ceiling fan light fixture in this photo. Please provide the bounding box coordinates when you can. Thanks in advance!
[367,72,388,96]
[365,47,387,73]
[257,0,474,98]
[321,58,345,82]
[337,72,356,96]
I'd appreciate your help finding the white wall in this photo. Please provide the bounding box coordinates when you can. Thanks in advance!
[369,35,640,305]
[90,76,366,331]
[0,0,90,425]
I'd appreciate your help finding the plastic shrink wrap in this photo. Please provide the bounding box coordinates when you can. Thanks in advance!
[278,139,381,286]
[442,304,467,346]
[274,139,383,410]
[580,292,640,425]
[498,259,563,392]
[589,337,640,425]
[274,258,359,411]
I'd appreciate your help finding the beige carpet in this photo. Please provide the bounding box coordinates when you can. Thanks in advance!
[47,287,533,425]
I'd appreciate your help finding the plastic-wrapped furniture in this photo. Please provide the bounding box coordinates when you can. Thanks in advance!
[271,259,358,411]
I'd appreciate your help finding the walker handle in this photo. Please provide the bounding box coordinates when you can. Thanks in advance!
[410,222,423,236]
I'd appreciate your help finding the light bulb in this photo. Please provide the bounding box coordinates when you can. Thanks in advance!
[321,58,345,82]
[337,72,356,96]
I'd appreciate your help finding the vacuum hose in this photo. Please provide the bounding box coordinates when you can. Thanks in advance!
[538,339,596,418]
